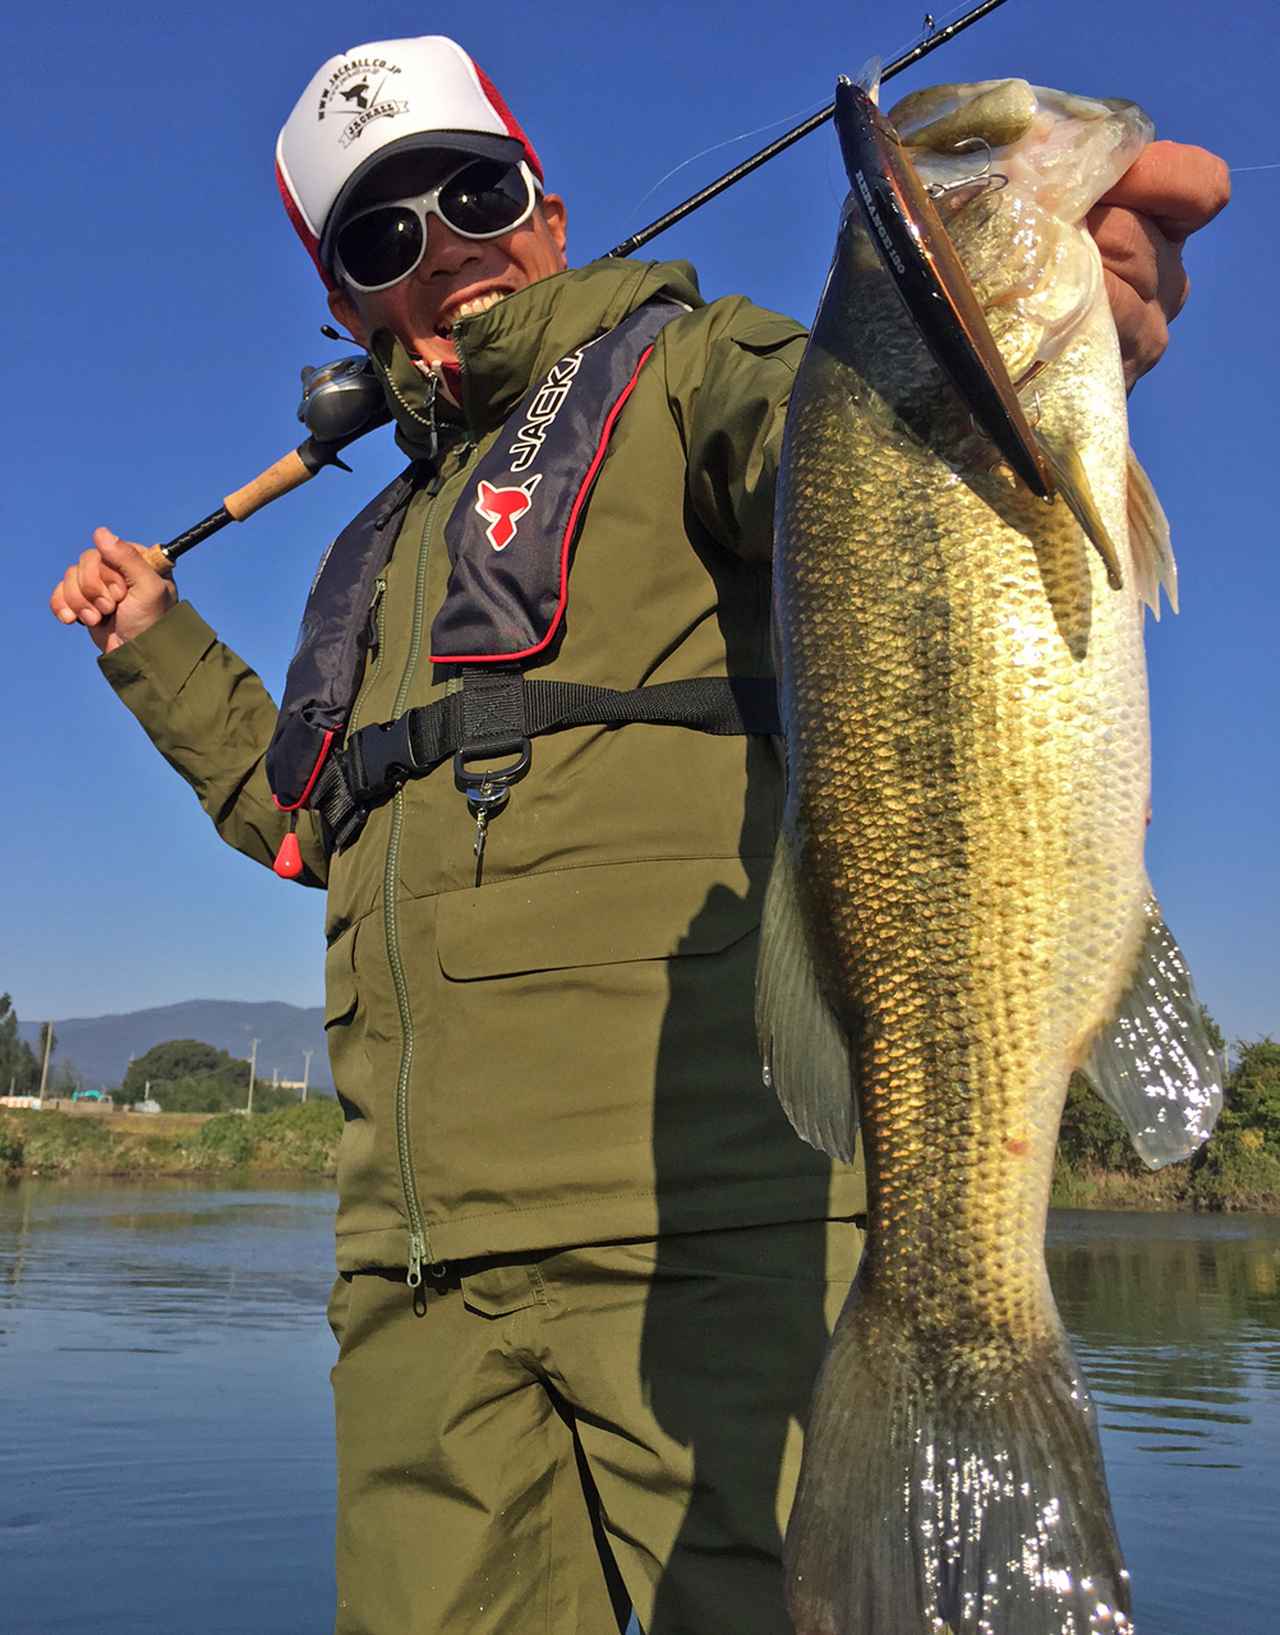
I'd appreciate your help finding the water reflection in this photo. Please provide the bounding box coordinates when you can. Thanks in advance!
[1047,1211,1280,1635]
[1,1180,339,1635]
[1,1188,1276,1635]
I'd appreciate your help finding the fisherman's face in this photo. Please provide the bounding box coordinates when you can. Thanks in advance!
[327,151,568,374]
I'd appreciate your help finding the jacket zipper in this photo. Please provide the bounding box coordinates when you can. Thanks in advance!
[453,329,477,444]
[384,485,440,1287]
[380,359,475,1285]
[383,369,440,460]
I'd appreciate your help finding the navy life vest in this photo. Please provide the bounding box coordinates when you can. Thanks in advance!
[264,300,780,873]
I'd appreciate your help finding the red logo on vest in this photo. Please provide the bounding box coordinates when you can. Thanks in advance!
[474,476,540,552]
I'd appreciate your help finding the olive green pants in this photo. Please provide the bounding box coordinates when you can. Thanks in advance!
[327,1219,862,1635]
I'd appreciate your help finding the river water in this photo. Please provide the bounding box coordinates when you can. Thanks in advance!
[1,1181,1276,1634]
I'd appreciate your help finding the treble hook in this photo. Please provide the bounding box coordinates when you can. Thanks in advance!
[926,136,1009,202]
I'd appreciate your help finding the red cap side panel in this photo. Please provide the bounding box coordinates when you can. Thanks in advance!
[472,62,544,183]
[275,159,336,291]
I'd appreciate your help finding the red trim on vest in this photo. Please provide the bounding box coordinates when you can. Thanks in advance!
[433,344,655,666]
[272,730,336,812]
[276,160,336,291]
[472,62,544,184]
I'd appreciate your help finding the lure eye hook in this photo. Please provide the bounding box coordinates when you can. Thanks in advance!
[927,136,1009,202]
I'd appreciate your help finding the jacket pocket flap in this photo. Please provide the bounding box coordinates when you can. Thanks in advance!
[436,857,767,980]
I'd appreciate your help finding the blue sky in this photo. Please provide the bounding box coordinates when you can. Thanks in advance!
[7,0,1277,1046]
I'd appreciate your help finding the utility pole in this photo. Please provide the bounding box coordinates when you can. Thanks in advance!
[247,1039,259,1117]
[301,1050,313,1104]
[37,1023,53,1104]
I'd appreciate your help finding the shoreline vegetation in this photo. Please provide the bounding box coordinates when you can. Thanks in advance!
[0,1101,344,1181]
[3,1080,1279,1211]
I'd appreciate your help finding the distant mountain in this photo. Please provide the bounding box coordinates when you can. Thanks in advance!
[18,1000,332,1095]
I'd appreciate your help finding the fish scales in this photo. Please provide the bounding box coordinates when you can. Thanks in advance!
[763,79,1172,1635]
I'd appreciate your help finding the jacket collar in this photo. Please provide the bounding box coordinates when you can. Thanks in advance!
[367,257,704,461]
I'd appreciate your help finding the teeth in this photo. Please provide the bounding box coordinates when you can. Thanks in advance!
[445,290,508,331]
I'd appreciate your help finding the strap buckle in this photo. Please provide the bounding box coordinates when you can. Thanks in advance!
[347,717,421,803]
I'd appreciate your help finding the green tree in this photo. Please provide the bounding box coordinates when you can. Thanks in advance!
[1191,1038,1280,1209]
[50,1060,82,1096]
[1222,1038,1280,1143]
[154,1074,295,1114]
[1056,1071,1144,1175]
[1201,1006,1227,1059]
[122,1040,226,1097]
[119,1037,294,1115]
[0,994,39,1094]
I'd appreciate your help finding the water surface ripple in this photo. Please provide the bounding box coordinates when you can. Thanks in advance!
[2,1185,1277,1633]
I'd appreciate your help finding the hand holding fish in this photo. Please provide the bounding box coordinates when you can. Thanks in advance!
[1090,138,1232,388]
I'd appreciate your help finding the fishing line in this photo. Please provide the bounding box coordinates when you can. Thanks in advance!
[629,98,829,215]
[625,4,976,223]
[1229,162,1280,173]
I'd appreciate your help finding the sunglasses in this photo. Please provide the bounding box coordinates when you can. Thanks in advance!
[333,158,539,293]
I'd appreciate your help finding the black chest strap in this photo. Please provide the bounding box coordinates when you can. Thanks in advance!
[314,671,780,852]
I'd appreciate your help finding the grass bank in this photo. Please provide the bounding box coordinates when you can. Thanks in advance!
[0,1100,343,1180]
[1052,1128,1280,1214]
[5,1102,1278,1212]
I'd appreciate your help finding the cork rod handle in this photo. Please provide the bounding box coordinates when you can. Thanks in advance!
[137,446,323,574]
[222,448,315,520]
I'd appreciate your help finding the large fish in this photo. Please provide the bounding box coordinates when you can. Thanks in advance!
[759,77,1223,1634]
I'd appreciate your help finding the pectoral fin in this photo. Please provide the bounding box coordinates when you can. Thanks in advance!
[1079,889,1224,1168]
[1035,424,1125,591]
[756,828,859,1162]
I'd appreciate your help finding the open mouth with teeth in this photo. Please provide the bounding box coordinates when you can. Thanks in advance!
[435,289,510,338]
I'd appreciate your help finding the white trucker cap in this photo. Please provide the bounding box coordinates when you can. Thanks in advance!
[276,35,544,288]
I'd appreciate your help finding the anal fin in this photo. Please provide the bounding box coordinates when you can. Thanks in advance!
[1127,447,1178,618]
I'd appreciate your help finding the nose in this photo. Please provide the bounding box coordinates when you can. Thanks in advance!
[418,218,483,281]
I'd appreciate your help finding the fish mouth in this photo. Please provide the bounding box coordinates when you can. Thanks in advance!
[887,81,1153,217]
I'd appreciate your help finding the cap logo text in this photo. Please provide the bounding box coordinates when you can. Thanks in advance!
[317,58,410,149]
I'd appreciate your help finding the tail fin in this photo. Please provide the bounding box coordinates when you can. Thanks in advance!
[787,1284,1132,1635]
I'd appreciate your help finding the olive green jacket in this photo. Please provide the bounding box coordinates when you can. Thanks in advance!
[101,256,864,1274]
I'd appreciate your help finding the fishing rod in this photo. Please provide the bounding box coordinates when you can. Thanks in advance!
[135,0,1010,577]
[606,0,1011,258]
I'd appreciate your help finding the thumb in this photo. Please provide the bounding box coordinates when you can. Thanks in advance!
[92,526,157,585]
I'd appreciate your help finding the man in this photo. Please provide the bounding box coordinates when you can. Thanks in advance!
[50,35,1229,1635]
